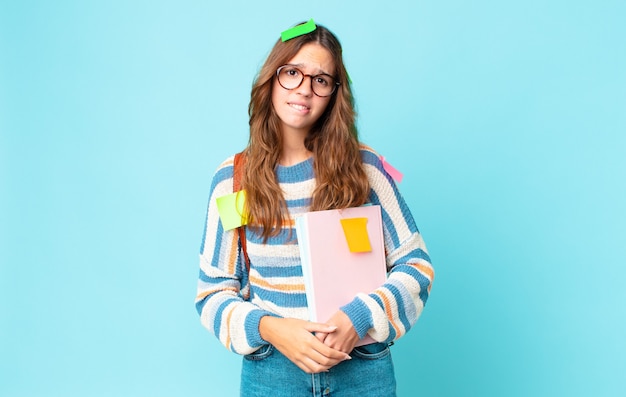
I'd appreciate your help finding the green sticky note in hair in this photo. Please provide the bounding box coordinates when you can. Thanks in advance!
[281,19,316,42]
[340,217,372,253]
[216,190,248,230]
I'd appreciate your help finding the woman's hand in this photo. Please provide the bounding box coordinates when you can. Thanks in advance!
[319,310,360,354]
[259,316,351,373]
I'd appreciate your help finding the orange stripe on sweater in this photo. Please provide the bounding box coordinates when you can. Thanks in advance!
[195,286,238,302]
[374,291,401,336]
[411,262,434,282]
[227,232,239,275]
[225,308,234,350]
[249,275,305,292]
[407,262,434,294]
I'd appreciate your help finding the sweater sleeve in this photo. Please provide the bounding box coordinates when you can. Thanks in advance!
[194,156,274,355]
[340,147,434,343]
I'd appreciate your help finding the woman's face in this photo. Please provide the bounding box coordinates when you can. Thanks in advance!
[272,43,335,138]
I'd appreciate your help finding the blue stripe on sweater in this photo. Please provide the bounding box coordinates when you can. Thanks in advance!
[396,248,432,266]
[416,271,431,304]
[360,149,383,170]
[210,222,226,268]
[395,194,419,234]
[341,298,375,339]
[195,295,208,315]
[254,264,303,278]
[212,296,239,336]
[384,282,413,333]
[211,163,234,191]
[247,228,298,245]
[244,310,274,349]
[393,264,432,305]
[285,197,311,208]
[200,164,233,254]
[369,190,401,248]
[275,157,315,182]
[198,268,213,283]
[370,190,420,252]
[198,270,241,289]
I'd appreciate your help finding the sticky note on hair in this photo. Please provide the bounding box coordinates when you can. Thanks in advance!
[380,156,404,183]
[281,19,317,42]
[340,217,372,253]
[216,190,248,230]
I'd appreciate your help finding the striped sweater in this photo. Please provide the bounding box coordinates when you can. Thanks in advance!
[195,145,434,355]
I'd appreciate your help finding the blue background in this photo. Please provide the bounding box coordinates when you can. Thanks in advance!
[1,1,624,396]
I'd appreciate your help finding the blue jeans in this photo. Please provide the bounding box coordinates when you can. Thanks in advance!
[240,342,396,396]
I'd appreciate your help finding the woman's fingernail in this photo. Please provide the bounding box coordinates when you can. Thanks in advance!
[344,355,352,360]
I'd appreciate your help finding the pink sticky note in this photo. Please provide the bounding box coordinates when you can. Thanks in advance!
[380,156,404,183]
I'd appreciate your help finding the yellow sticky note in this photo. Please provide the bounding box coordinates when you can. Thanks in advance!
[216,190,248,230]
[340,217,372,253]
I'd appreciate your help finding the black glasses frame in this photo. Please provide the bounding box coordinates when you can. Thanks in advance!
[276,65,340,97]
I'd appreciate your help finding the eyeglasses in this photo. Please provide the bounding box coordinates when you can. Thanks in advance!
[276,65,340,97]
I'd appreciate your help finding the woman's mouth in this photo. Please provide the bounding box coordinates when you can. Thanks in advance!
[288,103,310,112]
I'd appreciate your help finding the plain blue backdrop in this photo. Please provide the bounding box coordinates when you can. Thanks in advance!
[1,1,625,396]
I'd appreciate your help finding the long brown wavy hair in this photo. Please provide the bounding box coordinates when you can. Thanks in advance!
[243,23,369,241]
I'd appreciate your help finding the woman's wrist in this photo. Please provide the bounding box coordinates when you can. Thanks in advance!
[258,315,279,343]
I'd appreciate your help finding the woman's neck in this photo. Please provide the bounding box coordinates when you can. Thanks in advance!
[280,130,312,166]
[279,146,312,166]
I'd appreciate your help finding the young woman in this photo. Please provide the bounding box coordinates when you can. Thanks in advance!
[196,21,434,396]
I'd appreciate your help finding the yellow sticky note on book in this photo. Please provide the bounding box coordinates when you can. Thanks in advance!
[216,190,248,230]
[340,217,372,253]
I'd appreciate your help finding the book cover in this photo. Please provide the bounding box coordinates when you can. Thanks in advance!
[295,205,387,346]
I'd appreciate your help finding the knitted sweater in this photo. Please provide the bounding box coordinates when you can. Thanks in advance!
[195,145,434,355]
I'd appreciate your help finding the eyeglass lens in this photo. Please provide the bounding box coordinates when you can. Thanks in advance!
[277,66,337,97]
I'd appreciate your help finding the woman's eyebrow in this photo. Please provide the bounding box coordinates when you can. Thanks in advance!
[288,63,331,75]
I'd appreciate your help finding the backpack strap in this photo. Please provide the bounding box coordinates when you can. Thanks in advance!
[233,152,250,272]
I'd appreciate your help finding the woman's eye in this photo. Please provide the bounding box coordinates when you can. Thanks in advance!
[286,69,299,77]
[315,77,329,86]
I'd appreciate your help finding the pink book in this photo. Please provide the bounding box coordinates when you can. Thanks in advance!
[295,205,387,346]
